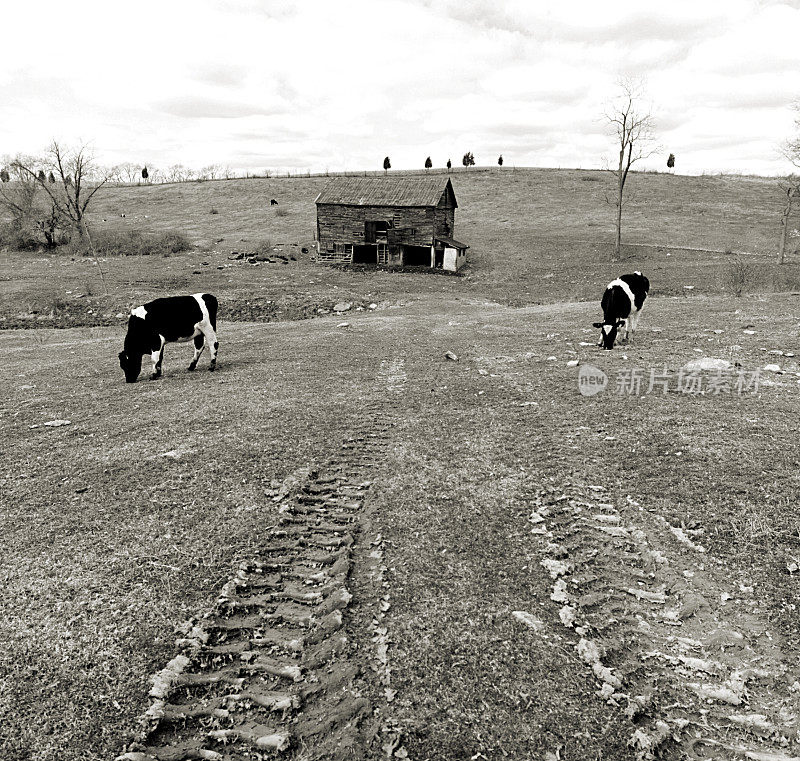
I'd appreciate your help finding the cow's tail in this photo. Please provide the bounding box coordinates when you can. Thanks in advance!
[203,294,218,330]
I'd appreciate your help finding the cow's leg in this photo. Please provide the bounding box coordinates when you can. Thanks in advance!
[150,347,164,380]
[150,338,165,380]
[200,325,219,371]
[188,335,205,371]
[628,311,640,342]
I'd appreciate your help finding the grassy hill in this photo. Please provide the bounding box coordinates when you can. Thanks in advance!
[1,167,798,328]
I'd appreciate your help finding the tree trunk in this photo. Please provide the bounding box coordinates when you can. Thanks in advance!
[615,176,624,258]
[779,187,798,265]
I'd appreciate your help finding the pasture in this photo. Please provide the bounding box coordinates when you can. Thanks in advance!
[2,168,800,761]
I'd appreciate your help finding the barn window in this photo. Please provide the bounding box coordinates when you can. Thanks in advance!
[334,243,353,255]
[366,220,390,244]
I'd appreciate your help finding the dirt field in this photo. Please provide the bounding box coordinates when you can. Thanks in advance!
[2,169,800,760]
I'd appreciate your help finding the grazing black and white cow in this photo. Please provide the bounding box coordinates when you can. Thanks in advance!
[118,293,219,383]
[593,272,650,350]
[270,199,278,206]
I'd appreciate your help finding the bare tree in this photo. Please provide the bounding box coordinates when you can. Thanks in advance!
[111,162,140,184]
[13,142,109,244]
[779,103,800,264]
[0,158,68,249]
[10,142,111,290]
[604,78,658,258]
[201,164,222,180]
[462,151,475,168]
[0,161,41,232]
[167,164,187,182]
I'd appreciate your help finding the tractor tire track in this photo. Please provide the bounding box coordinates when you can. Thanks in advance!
[116,367,406,761]
[523,482,800,761]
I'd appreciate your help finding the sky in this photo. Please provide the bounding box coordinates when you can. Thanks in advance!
[2,0,799,177]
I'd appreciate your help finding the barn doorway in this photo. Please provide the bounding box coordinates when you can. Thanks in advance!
[404,245,431,266]
[353,244,377,264]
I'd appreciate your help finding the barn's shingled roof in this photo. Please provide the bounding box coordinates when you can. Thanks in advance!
[315,176,457,207]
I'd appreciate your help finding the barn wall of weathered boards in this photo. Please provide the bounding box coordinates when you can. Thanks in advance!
[314,176,467,270]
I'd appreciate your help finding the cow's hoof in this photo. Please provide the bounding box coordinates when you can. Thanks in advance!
[208,365,216,372]
[149,373,161,381]
[188,363,197,372]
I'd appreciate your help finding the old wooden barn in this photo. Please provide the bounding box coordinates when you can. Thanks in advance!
[314,176,468,271]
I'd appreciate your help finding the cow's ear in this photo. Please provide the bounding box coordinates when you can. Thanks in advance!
[592,322,603,328]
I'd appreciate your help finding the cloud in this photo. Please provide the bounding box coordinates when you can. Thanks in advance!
[154,96,285,119]
[233,125,316,142]
[213,0,299,19]
[0,72,80,111]
[1,0,797,175]
[416,0,735,45]
[563,11,720,45]
[703,91,794,111]
[191,64,248,88]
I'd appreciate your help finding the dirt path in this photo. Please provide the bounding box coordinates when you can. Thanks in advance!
[523,481,800,760]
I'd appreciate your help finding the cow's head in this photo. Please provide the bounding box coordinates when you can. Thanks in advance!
[593,320,624,350]
[118,349,143,383]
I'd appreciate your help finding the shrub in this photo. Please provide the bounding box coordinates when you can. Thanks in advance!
[40,295,71,315]
[767,265,800,293]
[0,221,45,251]
[720,258,759,297]
[157,231,192,254]
[252,239,273,257]
[65,229,192,257]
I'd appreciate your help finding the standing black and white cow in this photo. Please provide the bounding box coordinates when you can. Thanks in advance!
[118,293,219,383]
[593,272,650,350]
